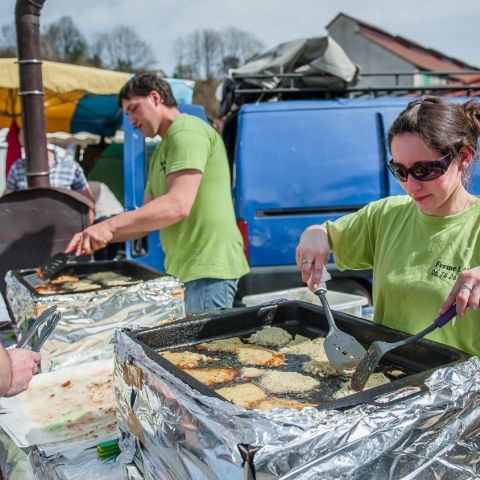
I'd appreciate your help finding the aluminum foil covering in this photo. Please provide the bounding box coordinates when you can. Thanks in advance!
[30,447,128,480]
[113,330,480,480]
[5,271,185,370]
[5,271,184,326]
[0,430,35,480]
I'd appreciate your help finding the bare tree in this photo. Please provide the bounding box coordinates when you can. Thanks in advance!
[94,26,155,72]
[41,16,88,63]
[173,27,264,80]
[220,27,264,74]
[0,24,17,57]
[172,37,195,78]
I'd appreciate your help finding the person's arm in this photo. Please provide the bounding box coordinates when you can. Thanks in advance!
[72,162,95,203]
[0,345,12,395]
[108,169,202,237]
[0,346,40,397]
[66,169,202,255]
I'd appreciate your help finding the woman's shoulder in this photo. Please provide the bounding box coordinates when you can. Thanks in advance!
[369,195,412,212]
[362,195,414,225]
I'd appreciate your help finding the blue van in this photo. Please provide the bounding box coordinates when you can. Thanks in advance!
[123,96,480,297]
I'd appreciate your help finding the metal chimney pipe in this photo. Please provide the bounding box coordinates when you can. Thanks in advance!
[15,0,49,187]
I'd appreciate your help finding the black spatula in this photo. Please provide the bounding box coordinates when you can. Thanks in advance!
[350,303,458,392]
[40,252,77,281]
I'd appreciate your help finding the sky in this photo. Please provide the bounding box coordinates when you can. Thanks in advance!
[2,0,480,75]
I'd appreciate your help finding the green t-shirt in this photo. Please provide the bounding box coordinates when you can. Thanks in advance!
[145,114,249,283]
[327,195,480,355]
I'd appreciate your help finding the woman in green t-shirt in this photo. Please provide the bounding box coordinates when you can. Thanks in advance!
[296,96,480,355]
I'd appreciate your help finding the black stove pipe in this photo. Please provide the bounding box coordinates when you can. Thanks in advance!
[15,0,49,188]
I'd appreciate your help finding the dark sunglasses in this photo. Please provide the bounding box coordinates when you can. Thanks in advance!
[388,153,453,182]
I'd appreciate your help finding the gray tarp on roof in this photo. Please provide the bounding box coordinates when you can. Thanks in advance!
[231,35,358,88]
[219,36,358,116]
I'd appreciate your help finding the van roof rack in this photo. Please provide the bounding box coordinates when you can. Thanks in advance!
[229,70,480,100]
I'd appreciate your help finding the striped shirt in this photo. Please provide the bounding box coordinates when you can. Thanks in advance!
[6,146,89,192]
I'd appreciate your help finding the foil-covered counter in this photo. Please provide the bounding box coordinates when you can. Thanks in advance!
[5,270,185,370]
[113,329,480,479]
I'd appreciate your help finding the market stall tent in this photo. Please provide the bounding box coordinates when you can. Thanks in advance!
[0,58,131,136]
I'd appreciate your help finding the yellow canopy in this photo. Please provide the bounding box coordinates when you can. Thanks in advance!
[0,58,130,93]
[0,58,131,133]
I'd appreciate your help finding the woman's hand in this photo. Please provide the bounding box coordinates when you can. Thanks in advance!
[295,225,331,290]
[439,266,480,317]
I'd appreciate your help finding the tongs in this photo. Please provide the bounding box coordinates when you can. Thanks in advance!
[350,303,458,392]
[40,252,77,281]
[16,306,60,352]
[315,288,366,370]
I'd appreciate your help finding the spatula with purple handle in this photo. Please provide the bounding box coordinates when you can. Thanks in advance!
[350,303,458,392]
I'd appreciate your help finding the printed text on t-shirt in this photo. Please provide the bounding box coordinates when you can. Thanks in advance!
[430,261,465,281]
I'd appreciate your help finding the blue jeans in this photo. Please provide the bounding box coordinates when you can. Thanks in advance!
[184,278,239,314]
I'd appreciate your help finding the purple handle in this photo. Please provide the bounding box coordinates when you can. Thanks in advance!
[434,303,457,328]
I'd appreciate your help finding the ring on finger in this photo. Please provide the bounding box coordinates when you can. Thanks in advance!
[302,259,313,265]
[460,284,473,292]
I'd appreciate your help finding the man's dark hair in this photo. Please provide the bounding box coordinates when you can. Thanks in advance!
[118,72,177,107]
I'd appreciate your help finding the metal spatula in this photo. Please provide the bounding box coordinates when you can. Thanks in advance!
[350,303,458,392]
[315,288,366,370]
[40,252,77,281]
[17,306,60,352]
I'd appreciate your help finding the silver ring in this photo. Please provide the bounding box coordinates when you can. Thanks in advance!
[460,285,473,292]
[301,259,313,265]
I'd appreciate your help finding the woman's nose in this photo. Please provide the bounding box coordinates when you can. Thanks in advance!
[405,176,422,192]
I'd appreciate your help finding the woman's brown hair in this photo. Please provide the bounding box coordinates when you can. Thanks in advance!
[388,95,480,184]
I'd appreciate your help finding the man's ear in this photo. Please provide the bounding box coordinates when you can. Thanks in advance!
[150,90,163,106]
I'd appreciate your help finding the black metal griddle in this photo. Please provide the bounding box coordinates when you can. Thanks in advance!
[14,259,163,296]
[126,300,469,411]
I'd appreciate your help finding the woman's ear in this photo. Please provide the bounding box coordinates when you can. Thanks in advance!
[458,145,474,172]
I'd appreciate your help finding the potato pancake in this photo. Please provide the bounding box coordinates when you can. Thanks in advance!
[183,367,239,385]
[255,397,317,411]
[160,350,218,369]
[236,346,285,367]
[215,383,267,408]
[246,326,292,348]
[50,275,79,285]
[259,371,320,394]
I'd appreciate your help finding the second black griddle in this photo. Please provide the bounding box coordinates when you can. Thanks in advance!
[126,301,469,411]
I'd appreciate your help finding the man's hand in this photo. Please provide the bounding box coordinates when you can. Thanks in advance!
[6,349,41,397]
[66,220,114,255]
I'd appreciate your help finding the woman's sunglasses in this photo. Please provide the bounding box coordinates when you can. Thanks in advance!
[388,153,453,182]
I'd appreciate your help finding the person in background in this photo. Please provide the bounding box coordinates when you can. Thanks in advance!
[0,344,40,396]
[66,72,249,314]
[4,129,94,202]
[296,96,480,355]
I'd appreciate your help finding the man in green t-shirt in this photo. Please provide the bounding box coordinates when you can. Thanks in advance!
[67,72,249,313]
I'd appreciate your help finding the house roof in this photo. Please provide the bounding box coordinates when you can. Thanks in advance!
[326,13,479,84]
